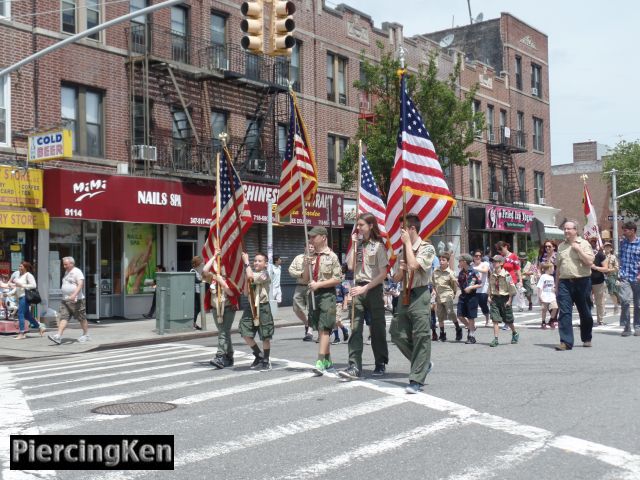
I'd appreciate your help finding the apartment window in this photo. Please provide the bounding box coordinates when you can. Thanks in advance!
[327,53,347,105]
[515,55,522,90]
[0,76,9,146]
[469,160,482,199]
[518,167,527,203]
[488,164,497,199]
[61,1,102,40]
[499,109,506,143]
[534,171,545,204]
[501,167,509,202]
[277,123,287,160]
[472,100,482,138]
[533,116,544,151]
[208,12,227,70]
[275,40,301,91]
[130,0,148,53]
[61,85,103,157]
[211,110,227,149]
[327,135,347,184]
[516,111,525,148]
[531,64,542,97]
[486,105,495,142]
[132,97,153,146]
[171,6,189,63]
[0,0,10,18]
[245,118,261,161]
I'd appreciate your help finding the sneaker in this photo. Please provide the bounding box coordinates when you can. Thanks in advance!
[312,359,326,376]
[500,324,509,331]
[465,335,476,344]
[250,355,263,369]
[365,336,371,345]
[78,335,90,343]
[455,326,463,341]
[338,365,361,381]
[193,324,202,330]
[405,381,423,394]
[225,355,235,367]
[489,338,499,347]
[48,334,61,345]
[511,332,520,344]
[260,360,272,372]
[583,341,592,347]
[331,337,341,345]
[555,342,571,351]
[439,331,447,342]
[621,330,632,337]
[371,364,385,377]
[324,360,337,374]
[210,356,225,369]
[302,333,313,342]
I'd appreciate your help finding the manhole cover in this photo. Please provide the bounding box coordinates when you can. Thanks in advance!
[91,402,176,415]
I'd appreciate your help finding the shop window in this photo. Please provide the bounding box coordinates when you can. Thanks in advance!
[49,219,82,292]
[0,75,9,147]
[124,223,157,295]
[100,222,123,295]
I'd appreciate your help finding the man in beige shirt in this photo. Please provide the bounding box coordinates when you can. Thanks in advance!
[555,220,595,351]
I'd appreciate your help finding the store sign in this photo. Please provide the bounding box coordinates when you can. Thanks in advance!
[0,208,49,229]
[0,167,44,207]
[28,130,73,163]
[485,205,534,232]
[44,170,343,227]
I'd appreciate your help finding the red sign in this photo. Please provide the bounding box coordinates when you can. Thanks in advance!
[485,205,534,232]
[43,169,343,227]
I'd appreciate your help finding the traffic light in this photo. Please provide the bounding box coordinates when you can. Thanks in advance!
[240,0,263,54]
[271,0,295,56]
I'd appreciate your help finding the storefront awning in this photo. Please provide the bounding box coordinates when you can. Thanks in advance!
[530,218,563,242]
[543,225,565,239]
[0,207,49,229]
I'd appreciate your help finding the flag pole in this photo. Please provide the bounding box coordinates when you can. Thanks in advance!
[215,149,223,319]
[351,141,363,328]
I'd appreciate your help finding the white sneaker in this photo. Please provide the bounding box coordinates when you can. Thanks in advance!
[78,335,90,343]
[48,334,61,345]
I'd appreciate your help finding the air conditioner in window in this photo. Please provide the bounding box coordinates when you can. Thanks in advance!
[491,191,499,201]
[539,197,546,205]
[248,158,266,173]
[131,145,157,162]
[531,87,539,96]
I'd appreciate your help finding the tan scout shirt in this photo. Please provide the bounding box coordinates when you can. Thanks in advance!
[557,237,594,279]
[432,268,458,302]
[250,269,271,304]
[399,239,435,288]
[311,248,343,283]
[489,269,517,297]
[352,239,389,283]
[288,253,309,285]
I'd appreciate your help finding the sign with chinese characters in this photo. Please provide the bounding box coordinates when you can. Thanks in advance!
[0,167,43,207]
[28,130,73,163]
[485,205,534,232]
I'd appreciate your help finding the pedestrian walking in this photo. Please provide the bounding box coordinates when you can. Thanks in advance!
[388,214,435,394]
[432,252,461,342]
[554,220,595,351]
[488,255,519,347]
[536,263,558,329]
[618,221,640,337]
[289,243,315,341]
[589,237,608,326]
[340,212,389,379]
[457,253,483,344]
[10,261,44,339]
[301,226,342,376]
[48,257,89,345]
[239,251,274,371]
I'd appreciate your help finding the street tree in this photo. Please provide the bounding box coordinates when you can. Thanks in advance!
[338,42,484,194]
[603,140,640,216]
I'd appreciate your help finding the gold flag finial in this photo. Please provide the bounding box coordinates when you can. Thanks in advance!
[580,174,588,183]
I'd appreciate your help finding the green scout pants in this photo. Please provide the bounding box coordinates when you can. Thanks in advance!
[490,295,514,323]
[390,285,431,385]
[239,302,274,340]
[349,284,388,371]
[213,305,237,357]
[309,289,337,333]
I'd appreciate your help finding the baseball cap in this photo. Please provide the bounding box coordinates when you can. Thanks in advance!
[308,226,328,237]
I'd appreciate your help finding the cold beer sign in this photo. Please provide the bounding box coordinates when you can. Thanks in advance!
[28,130,73,163]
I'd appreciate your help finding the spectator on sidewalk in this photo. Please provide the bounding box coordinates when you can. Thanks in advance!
[10,261,43,339]
[48,257,88,345]
[554,220,595,351]
[618,221,640,337]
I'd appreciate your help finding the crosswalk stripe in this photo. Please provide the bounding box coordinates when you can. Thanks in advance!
[21,351,212,389]
[273,417,465,480]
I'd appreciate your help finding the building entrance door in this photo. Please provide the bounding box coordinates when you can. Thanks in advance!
[83,222,100,319]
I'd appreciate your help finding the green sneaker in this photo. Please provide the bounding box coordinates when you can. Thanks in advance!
[511,332,520,344]
[324,359,337,374]
[312,360,326,376]
[489,338,499,347]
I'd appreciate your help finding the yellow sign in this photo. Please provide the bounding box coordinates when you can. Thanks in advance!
[0,167,44,208]
[0,208,49,230]
[28,129,73,163]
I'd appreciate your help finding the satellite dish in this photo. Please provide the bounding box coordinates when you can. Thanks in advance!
[475,12,484,22]
[439,33,454,48]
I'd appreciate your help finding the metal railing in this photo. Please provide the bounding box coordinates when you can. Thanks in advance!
[486,126,527,151]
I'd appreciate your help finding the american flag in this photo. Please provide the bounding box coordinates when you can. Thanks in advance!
[347,154,395,266]
[276,91,318,218]
[385,73,455,253]
[202,149,253,303]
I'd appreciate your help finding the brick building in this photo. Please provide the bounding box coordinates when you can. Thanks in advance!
[0,1,555,318]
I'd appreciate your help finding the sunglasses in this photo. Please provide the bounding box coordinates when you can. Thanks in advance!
[474,254,481,257]
[545,245,553,248]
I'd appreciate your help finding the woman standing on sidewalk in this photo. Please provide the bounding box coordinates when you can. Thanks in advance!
[10,261,44,339]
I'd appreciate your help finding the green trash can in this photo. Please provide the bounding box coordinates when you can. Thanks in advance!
[155,272,195,334]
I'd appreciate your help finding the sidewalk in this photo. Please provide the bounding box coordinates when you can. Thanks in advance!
[0,306,302,363]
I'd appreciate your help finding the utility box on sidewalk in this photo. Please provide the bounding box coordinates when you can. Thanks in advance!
[155,272,195,334]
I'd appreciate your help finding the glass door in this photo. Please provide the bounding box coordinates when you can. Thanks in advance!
[83,222,100,319]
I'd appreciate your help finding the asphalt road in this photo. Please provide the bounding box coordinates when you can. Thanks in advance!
[2,307,639,480]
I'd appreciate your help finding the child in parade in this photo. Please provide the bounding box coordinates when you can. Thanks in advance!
[488,255,519,347]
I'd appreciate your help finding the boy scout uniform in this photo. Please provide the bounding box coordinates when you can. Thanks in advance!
[289,253,310,319]
[347,238,389,372]
[390,238,436,386]
[308,245,342,334]
[211,282,237,361]
[432,267,458,323]
[489,268,517,323]
[239,269,274,340]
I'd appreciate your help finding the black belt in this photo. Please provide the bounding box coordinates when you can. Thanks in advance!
[561,277,590,282]
[356,281,369,286]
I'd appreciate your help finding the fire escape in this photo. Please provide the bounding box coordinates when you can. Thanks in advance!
[125,22,289,181]
[486,125,528,205]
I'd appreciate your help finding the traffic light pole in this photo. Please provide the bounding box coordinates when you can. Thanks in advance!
[0,0,182,79]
